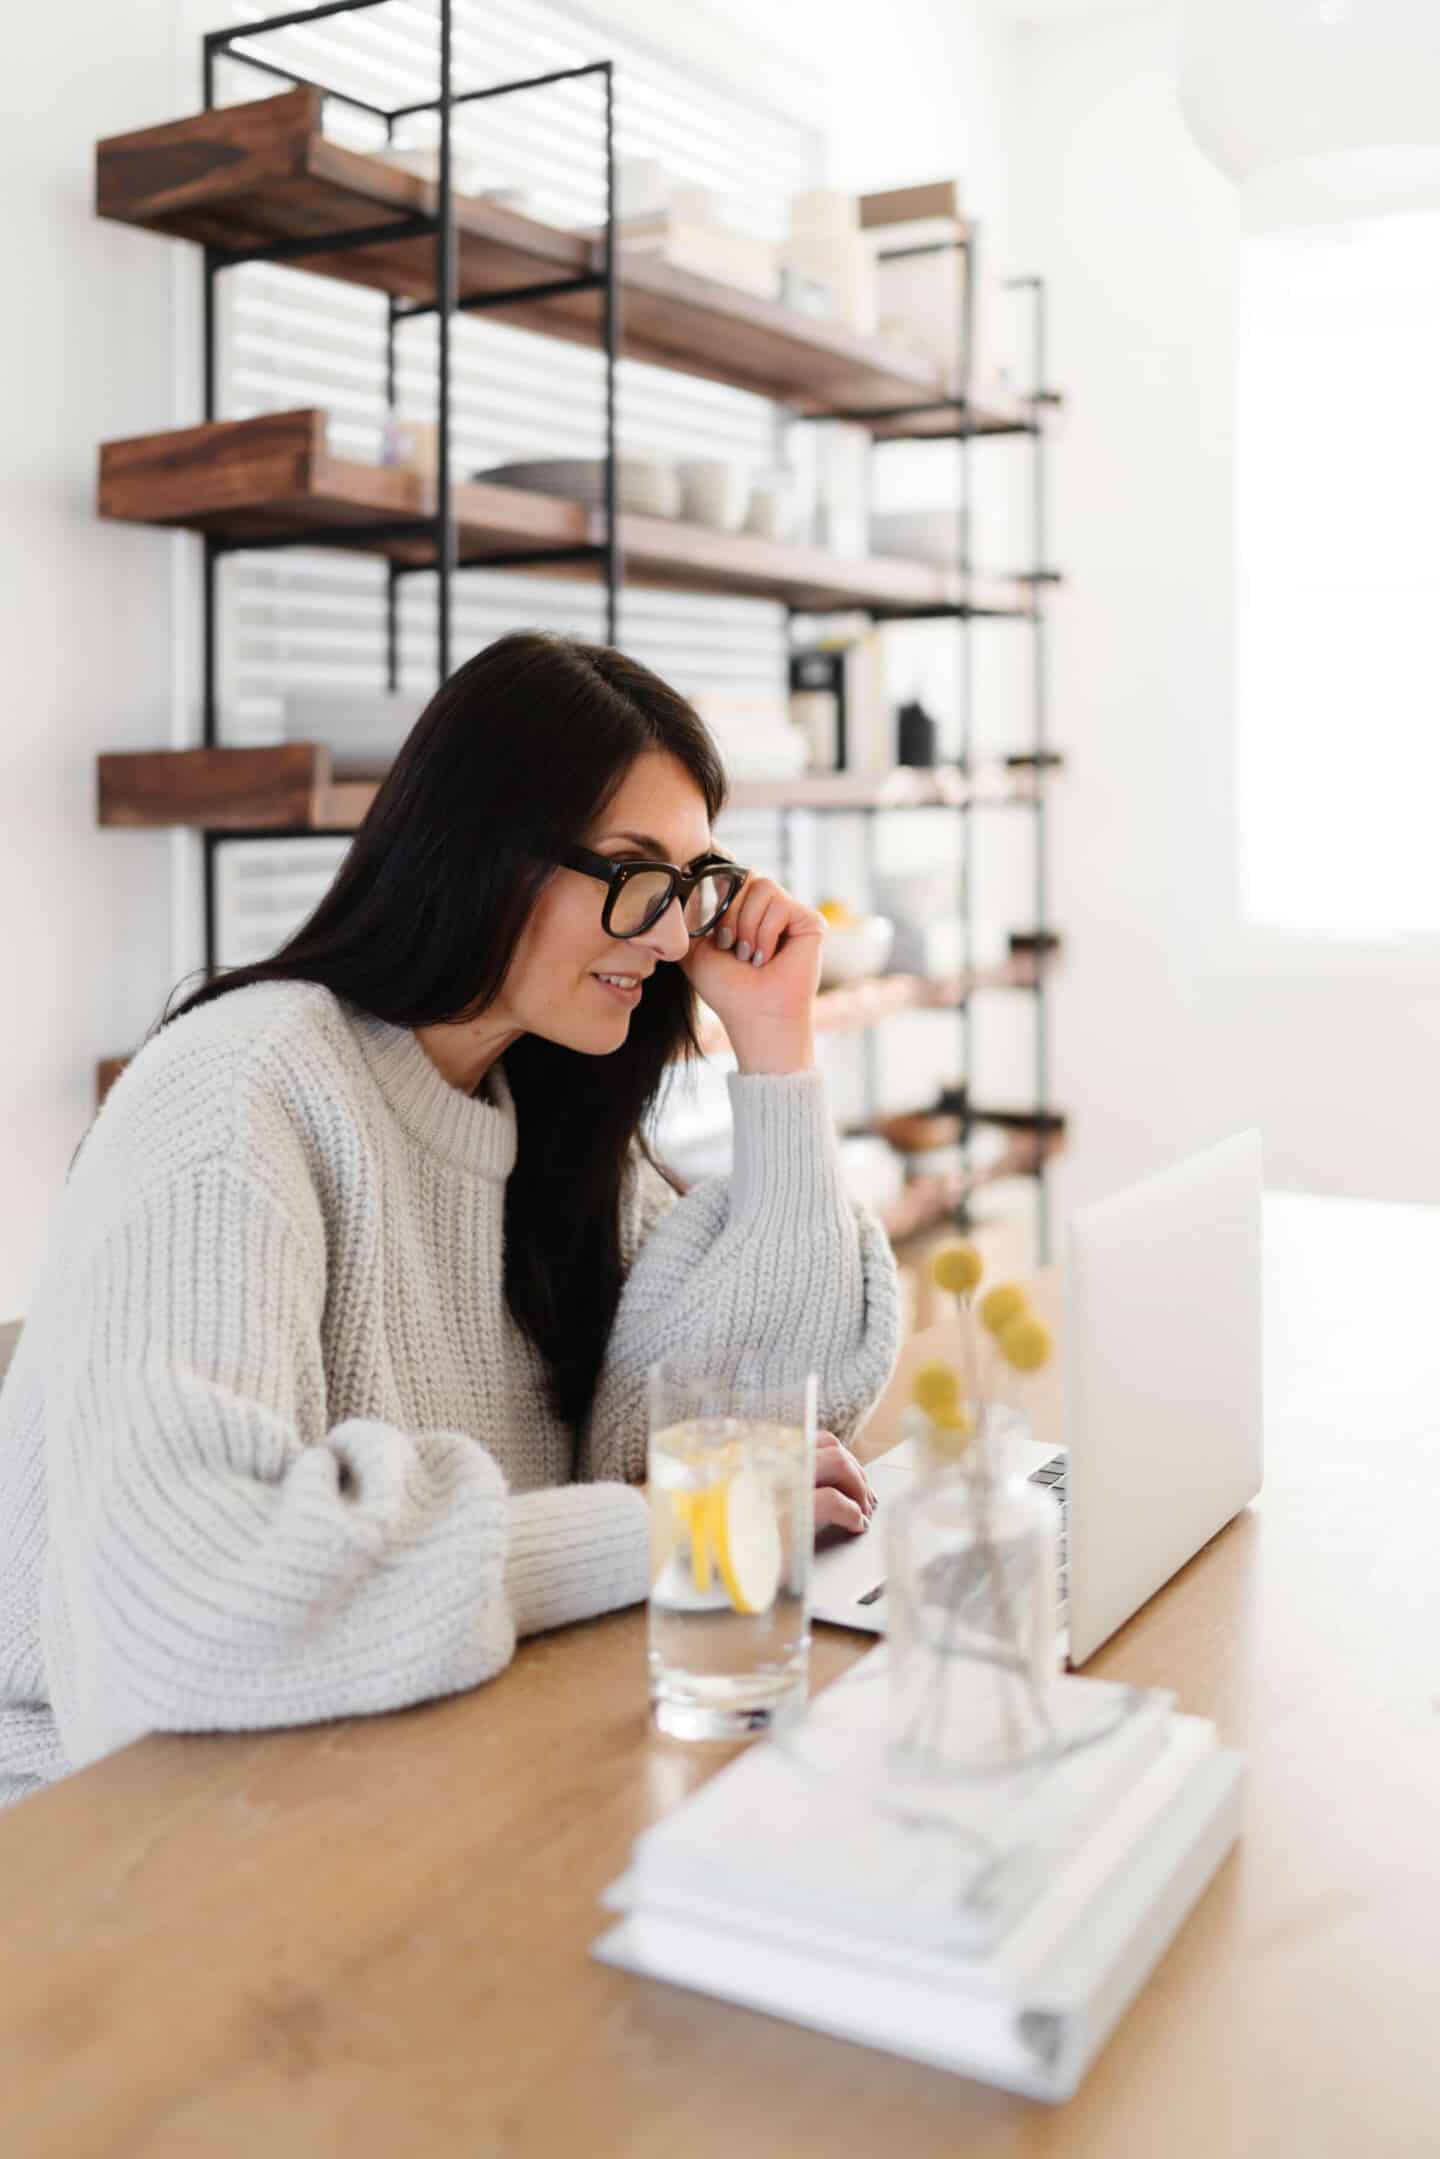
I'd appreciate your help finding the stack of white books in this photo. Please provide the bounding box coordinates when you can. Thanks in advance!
[593,1650,1242,2103]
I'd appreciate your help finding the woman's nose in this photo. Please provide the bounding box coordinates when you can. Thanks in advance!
[635,895,691,964]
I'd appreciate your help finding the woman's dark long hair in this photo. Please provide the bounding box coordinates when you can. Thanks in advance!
[162,630,727,1430]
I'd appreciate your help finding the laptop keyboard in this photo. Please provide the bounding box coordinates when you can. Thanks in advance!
[1029,1455,1070,1626]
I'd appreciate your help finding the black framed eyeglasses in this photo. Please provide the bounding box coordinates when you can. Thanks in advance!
[556,844,749,941]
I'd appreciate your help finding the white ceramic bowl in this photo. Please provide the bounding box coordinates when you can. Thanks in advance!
[868,508,964,567]
[818,914,895,987]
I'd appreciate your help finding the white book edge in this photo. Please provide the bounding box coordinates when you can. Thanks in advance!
[619,1670,1186,1965]
[594,1749,1243,2104]
[606,1714,1216,1995]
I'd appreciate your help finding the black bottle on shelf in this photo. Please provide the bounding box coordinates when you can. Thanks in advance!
[896,697,937,767]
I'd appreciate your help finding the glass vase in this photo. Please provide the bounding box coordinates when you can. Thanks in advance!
[885,1408,1062,1779]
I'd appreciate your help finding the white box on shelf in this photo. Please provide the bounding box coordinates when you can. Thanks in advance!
[618,215,779,300]
[280,691,424,779]
[779,230,875,337]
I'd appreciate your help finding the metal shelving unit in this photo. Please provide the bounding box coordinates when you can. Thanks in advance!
[93,0,1064,1257]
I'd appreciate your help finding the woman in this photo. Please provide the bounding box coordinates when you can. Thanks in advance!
[0,632,899,1807]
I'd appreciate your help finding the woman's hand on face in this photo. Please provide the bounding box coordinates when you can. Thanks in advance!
[813,1431,876,1539]
[679,874,823,1075]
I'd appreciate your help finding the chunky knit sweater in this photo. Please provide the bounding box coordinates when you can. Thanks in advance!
[0,981,898,1807]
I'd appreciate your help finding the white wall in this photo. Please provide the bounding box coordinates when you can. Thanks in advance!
[1013,2,1440,1218]
[0,2,200,1319]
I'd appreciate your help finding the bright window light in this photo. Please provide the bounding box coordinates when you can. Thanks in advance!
[1237,211,1440,941]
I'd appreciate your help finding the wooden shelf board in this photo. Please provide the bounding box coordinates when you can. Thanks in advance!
[95,1058,130,1111]
[97,742,362,832]
[97,743,1055,836]
[727,767,1043,812]
[879,1133,1061,1244]
[693,962,1035,1059]
[97,408,1036,616]
[729,769,970,812]
[868,397,1035,442]
[94,87,1025,429]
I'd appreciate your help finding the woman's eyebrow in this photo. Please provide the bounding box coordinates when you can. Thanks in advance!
[602,830,715,865]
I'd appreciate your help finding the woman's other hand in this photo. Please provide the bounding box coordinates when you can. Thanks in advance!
[680,874,822,1076]
[813,1430,876,1539]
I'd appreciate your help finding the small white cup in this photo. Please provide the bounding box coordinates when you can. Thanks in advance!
[677,459,750,532]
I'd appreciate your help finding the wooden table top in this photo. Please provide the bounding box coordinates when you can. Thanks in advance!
[3,1192,1439,2156]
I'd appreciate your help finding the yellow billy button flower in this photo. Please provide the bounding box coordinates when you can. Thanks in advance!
[931,1240,984,1297]
[998,1314,1053,1374]
[980,1282,1028,1337]
[912,1360,962,1417]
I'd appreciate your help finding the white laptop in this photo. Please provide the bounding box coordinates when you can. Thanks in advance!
[812,1131,1264,1667]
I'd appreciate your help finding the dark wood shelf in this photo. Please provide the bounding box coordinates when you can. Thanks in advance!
[95,87,1028,435]
[97,743,1053,835]
[729,765,1043,812]
[98,743,374,833]
[878,1133,1061,1243]
[694,959,1036,1058]
[97,408,1039,616]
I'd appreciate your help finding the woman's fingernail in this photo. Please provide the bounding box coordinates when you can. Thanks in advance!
[716,927,734,949]
[736,941,751,963]
[751,949,765,968]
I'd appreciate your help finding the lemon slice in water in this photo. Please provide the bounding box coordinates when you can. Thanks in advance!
[708,1468,783,1615]
[671,1491,714,1595]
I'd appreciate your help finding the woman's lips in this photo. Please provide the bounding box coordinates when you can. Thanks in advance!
[593,973,643,1008]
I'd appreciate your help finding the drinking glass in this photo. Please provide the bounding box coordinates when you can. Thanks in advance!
[647,1356,817,1741]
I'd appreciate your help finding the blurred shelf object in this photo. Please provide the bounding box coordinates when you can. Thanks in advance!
[1008,930,1063,963]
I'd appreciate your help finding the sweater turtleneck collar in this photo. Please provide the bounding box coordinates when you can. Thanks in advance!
[345,1006,518,1181]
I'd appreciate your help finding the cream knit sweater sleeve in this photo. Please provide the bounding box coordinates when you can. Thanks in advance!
[586,1069,901,1486]
[39,1153,641,1778]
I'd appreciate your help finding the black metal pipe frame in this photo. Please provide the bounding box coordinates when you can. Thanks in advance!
[1006,273,1053,1260]
[601,61,620,647]
[206,47,390,125]
[388,56,610,120]
[856,236,1061,1260]
[435,0,456,684]
[394,270,603,325]
[955,230,976,1223]
[214,212,437,272]
[193,3,625,975]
